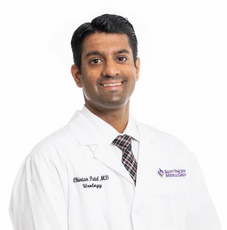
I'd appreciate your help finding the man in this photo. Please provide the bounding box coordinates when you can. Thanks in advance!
[10,14,220,230]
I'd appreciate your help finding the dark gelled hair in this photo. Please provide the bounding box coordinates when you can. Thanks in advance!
[71,14,138,72]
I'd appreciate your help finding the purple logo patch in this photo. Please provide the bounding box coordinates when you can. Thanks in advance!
[158,168,186,178]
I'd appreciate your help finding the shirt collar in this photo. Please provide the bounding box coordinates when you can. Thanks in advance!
[123,117,140,142]
[81,106,140,144]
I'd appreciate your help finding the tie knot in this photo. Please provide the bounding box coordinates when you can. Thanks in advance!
[113,134,132,152]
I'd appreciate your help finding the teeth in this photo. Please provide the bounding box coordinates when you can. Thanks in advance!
[102,82,122,87]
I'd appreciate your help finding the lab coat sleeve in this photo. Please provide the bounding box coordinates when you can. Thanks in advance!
[9,148,68,230]
[185,153,221,230]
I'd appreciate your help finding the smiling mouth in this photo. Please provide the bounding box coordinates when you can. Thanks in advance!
[100,81,124,87]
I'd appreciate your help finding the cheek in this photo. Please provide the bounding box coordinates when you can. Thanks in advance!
[81,75,99,96]
[81,67,100,83]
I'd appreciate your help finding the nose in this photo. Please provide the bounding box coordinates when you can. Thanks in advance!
[102,59,119,77]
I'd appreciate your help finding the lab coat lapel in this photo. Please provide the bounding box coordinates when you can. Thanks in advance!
[94,143,134,185]
[68,111,134,185]
[136,123,161,187]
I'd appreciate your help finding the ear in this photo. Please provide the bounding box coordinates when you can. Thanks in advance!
[71,64,82,88]
[135,57,140,81]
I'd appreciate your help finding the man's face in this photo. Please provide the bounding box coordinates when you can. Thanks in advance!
[71,32,140,114]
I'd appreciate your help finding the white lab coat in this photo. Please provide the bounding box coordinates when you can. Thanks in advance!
[9,111,221,230]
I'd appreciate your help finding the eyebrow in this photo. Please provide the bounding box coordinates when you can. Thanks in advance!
[85,51,102,58]
[115,49,130,55]
[85,49,130,58]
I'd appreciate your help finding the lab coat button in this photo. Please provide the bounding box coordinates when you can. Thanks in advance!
[135,207,142,215]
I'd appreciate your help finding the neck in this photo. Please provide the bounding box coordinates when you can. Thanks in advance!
[85,104,130,133]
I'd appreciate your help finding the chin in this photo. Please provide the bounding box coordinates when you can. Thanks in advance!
[101,99,129,110]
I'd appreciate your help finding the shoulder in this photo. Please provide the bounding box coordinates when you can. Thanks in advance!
[27,125,72,161]
[28,112,85,161]
[27,110,95,161]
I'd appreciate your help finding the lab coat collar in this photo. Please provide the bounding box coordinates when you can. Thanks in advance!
[81,106,119,145]
[68,110,160,145]
[137,122,161,143]
[68,110,100,145]
[81,105,140,143]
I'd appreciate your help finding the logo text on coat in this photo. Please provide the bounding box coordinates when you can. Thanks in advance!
[73,175,109,189]
[158,168,186,178]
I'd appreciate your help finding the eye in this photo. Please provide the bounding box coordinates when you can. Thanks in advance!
[116,56,128,62]
[89,58,102,65]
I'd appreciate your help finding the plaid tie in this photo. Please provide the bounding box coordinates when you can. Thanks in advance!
[113,134,137,185]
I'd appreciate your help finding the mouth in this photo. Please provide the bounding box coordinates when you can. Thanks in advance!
[100,81,125,88]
